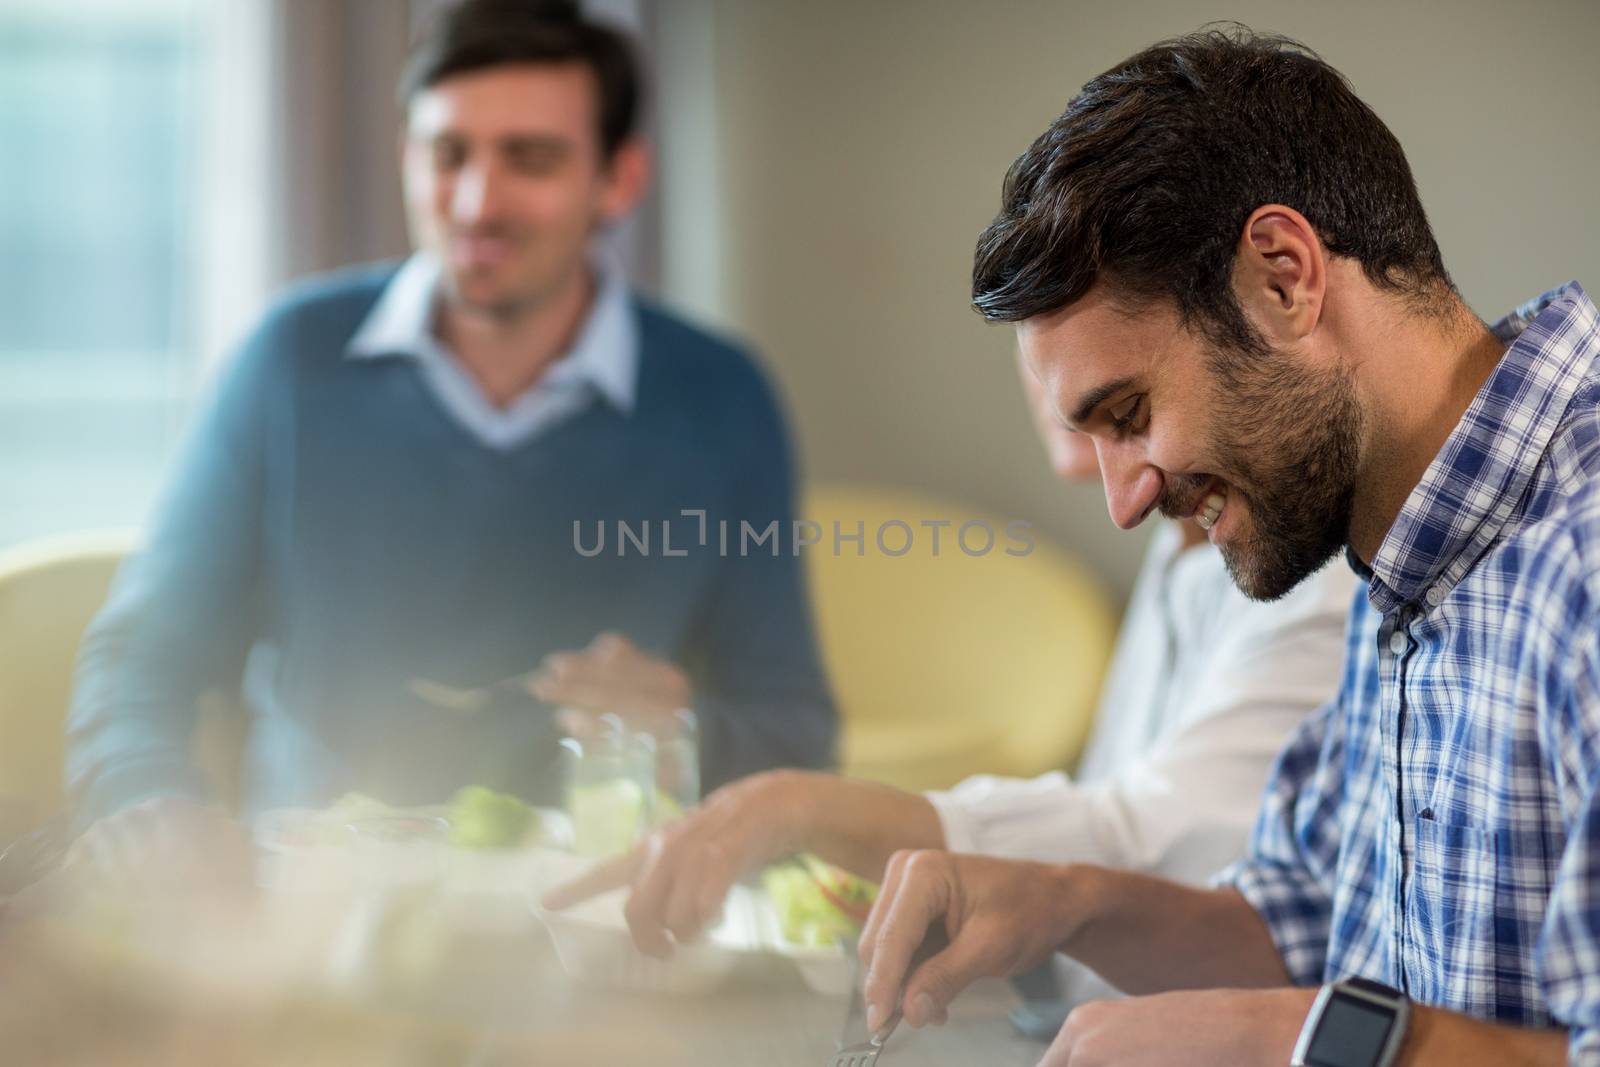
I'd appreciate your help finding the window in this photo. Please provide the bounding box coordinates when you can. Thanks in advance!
[0,0,203,547]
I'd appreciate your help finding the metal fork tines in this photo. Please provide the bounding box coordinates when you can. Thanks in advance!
[829,1009,902,1067]
[830,934,902,1067]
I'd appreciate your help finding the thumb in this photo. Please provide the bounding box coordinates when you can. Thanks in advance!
[901,938,989,1027]
[589,631,630,657]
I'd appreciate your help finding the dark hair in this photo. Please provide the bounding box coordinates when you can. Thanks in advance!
[971,26,1453,351]
[399,0,642,160]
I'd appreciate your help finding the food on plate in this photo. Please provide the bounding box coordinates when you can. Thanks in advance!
[446,786,534,849]
[761,855,879,948]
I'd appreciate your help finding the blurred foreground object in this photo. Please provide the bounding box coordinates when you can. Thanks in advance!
[0,531,136,840]
[803,485,1115,790]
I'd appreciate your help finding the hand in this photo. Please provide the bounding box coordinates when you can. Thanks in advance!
[859,850,1078,1032]
[541,770,816,955]
[532,632,692,734]
[1043,988,1314,1067]
[64,796,255,899]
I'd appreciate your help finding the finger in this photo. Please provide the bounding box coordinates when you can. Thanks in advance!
[555,707,603,738]
[540,848,643,910]
[534,678,621,714]
[858,849,910,969]
[661,836,742,943]
[861,853,946,1031]
[901,933,992,1028]
[589,632,630,658]
[621,834,681,957]
[660,851,712,943]
[540,652,583,685]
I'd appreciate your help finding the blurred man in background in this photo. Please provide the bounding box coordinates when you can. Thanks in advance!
[546,348,1356,1025]
[65,0,833,861]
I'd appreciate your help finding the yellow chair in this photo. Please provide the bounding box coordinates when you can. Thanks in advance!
[802,484,1117,792]
[0,530,137,838]
[0,531,246,839]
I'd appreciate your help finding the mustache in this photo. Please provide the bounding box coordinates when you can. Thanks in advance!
[449,223,530,242]
[1156,473,1218,520]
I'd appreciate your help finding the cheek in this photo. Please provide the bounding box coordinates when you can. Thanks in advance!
[513,178,602,232]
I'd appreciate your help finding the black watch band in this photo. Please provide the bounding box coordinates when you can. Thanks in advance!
[1290,976,1410,1067]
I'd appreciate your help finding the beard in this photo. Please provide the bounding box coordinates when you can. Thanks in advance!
[1169,346,1363,601]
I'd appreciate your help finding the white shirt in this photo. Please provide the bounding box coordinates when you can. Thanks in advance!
[926,522,1356,998]
[345,252,639,451]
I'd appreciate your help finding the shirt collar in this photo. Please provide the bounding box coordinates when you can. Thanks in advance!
[345,251,638,414]
[1364,281,1598,614]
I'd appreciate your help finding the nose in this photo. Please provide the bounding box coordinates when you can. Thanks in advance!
[450,158,507,225]
[1094,438,1164,530]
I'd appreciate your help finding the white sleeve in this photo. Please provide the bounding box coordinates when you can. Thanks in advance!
[925,562,1354,884]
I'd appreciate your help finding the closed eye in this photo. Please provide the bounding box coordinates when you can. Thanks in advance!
[1108,394,1146,435]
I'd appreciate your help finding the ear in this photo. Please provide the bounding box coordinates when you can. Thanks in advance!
[597,138,652,223]
[1233,204,1326,343]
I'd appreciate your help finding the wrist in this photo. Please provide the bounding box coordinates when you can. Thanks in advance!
[1048,862,1103,952]
[768,769,828,856]
[1267,987,1321,1067]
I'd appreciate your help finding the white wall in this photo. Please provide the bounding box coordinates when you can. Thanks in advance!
[659,0,1600,596]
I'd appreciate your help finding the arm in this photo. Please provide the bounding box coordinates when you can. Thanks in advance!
[857,853,1290,1030]
[65,325,275,825]
[861,681,1353,1025]
[1040,988,1566,1067]
[542,769,942,955]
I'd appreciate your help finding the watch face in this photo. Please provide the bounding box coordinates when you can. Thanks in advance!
[1306,994,1395,1067]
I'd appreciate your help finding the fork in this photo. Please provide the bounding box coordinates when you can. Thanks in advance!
[829,1008,902,1067]
[830,935,903,1066]
[406,673,537,713]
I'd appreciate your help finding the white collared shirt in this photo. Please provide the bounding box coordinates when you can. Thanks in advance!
[928,520,1354,880]
[345,252,639,451]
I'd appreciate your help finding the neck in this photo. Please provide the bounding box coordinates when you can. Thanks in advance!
[438,264,596,409]
[1346,300,1506,563]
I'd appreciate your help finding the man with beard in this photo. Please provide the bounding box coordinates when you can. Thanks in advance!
[856,28,1599,1067]
[63,1,834,861]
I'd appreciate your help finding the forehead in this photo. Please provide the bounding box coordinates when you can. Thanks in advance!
[1014,284,1193,422]
[407,62,600,143]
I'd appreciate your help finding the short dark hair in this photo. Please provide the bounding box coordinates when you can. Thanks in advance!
[399,0,642,160]
[971,26,1453,352]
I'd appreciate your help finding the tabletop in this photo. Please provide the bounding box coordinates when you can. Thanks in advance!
[0,845,1055,1067]
[417,925,1049,1066]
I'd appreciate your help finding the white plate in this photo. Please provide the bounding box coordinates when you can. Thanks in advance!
[531,870,852,996]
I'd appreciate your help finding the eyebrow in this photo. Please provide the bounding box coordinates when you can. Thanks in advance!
[1068,375,1138,428]
[500,133,573,152]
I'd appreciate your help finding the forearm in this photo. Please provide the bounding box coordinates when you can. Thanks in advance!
[1062,866,1291,993]
[782,772,946,881]
[1398,1006,1566,1067]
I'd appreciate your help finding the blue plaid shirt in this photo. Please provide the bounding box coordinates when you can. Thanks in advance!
[1221,282,1600,1063]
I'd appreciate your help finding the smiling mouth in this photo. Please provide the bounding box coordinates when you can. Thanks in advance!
[1190,479,1228,532]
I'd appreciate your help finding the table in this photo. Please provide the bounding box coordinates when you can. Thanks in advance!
[1,855,1053,1066]
[419,924,1048,1066]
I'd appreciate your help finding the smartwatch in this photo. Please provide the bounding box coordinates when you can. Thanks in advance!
[1290,976,1411,1067]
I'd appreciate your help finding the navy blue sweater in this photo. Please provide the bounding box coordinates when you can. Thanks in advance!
[67,265,836,819]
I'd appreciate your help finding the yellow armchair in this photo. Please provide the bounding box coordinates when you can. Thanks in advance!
[802,485,1117,792]
[0,530,137,838]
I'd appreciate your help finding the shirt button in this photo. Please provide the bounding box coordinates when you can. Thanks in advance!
[1389,630,1409,655]
[1425,586,1443,607]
